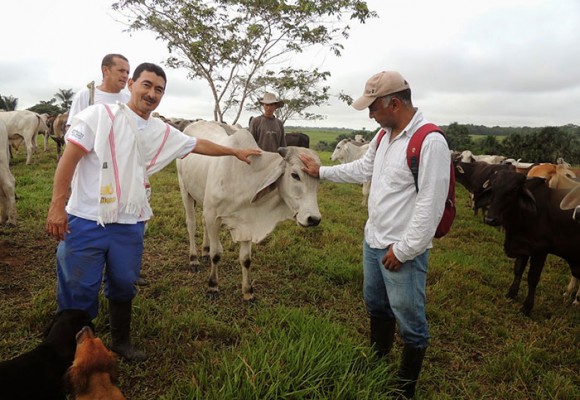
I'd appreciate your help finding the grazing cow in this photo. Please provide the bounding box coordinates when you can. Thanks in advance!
[0,309,93,400]
[0,120,16,225]
[477,170,580,315]
[331,138,371,205]
[285,132,310,148]
[51,113,69,161]
[38,113,54,152]
[177,121,321,301]
[67,326,125,400]
[454,160,515,214]
[0,110,49,164]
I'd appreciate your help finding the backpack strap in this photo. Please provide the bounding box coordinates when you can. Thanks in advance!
[375,123,446,192]
[406,123,445,192]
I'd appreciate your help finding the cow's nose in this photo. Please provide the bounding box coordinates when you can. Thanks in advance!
[307,216,321,226]
[484,216,499,226]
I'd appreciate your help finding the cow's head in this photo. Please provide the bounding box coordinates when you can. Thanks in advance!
[479,170,539,226]
[277,146,321,227]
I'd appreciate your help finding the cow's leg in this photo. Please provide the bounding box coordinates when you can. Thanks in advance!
[239,241,254,302]
[205,212,223,299]
[0,175,16,226]
[522,253,547,316]
[201,226,210,263]
[563,276,579,305]
[43,133,49,152]
[507,255,529,299]
[565,264,580,306]
[180,188,201,273]
[25,137,35,165]
[56,138,64,161]
[361,181,370,206]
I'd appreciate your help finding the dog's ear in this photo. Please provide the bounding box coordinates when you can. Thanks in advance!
[66,363,90,396]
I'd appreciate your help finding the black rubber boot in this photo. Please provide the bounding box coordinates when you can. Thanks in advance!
[397,345,427,399]
[370,316,396,358]
[109,300,147,362]
[135,274,149,286]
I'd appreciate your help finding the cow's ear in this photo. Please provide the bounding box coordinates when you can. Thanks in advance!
[456,165,465,174]
[475,187,492,210]
[560,186,580,210]
[519,187,537,216]
[251,158,285,203]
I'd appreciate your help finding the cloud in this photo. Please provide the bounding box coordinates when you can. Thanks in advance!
[3,0,580,129]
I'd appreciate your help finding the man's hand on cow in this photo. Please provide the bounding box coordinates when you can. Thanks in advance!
[46,207,70,241]
[382,245,402,272]
[235,148,262,164]
[299,153,320,178]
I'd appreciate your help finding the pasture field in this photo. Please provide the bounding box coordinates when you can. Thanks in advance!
[0,136,578,400]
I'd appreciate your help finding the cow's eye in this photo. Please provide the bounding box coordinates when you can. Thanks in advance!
[291,172,301,181]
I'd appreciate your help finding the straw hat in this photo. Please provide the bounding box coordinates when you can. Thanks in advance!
[259,92,284,108]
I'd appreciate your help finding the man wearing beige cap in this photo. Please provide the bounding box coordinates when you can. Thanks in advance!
[300,71,451,398]
[250,92,287,152]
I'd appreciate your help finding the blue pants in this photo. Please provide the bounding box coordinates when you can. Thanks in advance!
[363,240,430,348]
[56,215,145,318]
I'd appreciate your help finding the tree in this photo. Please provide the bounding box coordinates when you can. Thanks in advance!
[246,68,330,124]
[112,0,376,124]
[445,122,472,151]
[475,135,503,156]
[0,95,18,111]
[27,99,62,116]
[54,89,75,112]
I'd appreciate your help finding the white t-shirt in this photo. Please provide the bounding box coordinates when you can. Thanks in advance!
[67,87,130,126]
[65,104,197,223]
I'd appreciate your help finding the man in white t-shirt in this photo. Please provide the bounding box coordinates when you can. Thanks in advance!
[67,53,131,127]
[46,62,262,362]
[68,54,152,285]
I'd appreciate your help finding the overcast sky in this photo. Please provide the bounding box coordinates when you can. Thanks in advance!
[2,0,580,131]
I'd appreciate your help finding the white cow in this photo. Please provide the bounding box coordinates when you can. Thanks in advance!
[459,150,506,164]
[0,120,16,225]
[177,120,322,301]
[331,138,371,205]
[0,110,49,164]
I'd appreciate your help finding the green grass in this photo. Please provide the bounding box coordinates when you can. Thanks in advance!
[0,137,578,399]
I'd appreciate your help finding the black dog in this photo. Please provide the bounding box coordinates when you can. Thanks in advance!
[0,309,93,400]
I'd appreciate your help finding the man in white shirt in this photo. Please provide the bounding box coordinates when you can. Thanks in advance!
[46,62,261,362]
[67,53,131,127]
[67,54,151,286]
[300,71,450,399]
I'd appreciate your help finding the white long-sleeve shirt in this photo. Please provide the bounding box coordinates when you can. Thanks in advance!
[320,110,450,263]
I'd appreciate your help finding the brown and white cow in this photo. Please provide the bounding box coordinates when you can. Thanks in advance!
[51,113,69,160]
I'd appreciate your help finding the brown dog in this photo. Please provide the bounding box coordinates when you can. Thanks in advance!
[67,326,126,400]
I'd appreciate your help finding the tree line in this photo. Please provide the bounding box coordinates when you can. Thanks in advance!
[0,90,74,116]
[316,122,580,164]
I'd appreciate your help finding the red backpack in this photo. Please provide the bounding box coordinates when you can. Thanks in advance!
[377,123,456,238]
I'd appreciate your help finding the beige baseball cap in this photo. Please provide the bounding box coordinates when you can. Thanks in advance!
[352,71,410,110]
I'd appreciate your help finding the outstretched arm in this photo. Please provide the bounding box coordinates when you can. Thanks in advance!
[192,138,261,164]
